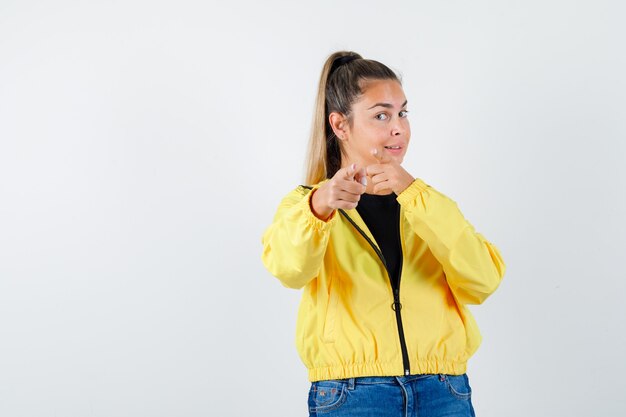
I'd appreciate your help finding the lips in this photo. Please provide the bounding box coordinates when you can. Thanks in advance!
[383,145,404,154]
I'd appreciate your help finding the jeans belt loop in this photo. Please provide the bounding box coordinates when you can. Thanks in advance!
[347,377,356,390]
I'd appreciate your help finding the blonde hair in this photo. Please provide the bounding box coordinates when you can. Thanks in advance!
[304,51,400,184]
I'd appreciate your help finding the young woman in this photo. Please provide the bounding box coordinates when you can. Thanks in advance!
[261,51,506,417]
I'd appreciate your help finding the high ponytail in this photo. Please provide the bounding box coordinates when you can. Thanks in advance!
[304,51,400,184]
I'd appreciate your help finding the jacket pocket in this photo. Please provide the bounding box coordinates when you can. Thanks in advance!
[321,282,339,343]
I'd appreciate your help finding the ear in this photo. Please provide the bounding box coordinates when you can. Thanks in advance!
[328,112,349,141]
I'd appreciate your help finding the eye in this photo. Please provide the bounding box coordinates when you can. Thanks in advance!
[399,110,409,118]
[375,113,389,121]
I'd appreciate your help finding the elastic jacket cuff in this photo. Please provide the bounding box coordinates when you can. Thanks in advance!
[396,178,429,206]
[301,184,337,230]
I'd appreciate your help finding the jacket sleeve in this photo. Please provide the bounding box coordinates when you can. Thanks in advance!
[397,179,506,305]
[261,185,337,289]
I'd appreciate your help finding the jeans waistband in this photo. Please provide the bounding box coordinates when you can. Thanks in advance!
[345,374,443,389]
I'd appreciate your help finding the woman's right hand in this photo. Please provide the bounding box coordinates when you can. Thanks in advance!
[310,163,367,220]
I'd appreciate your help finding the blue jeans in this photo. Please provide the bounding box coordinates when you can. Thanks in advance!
[308,374,476,417]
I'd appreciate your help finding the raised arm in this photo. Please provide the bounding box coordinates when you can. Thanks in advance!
[261,186,337,289]
[262,165,367,289]
[397,179,506,305]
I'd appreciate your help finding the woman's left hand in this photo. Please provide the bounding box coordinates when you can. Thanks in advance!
[366,149,415,195]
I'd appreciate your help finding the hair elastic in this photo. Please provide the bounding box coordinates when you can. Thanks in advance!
[329,55,359,76]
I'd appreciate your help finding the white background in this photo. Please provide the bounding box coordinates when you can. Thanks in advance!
[1,1,625,416]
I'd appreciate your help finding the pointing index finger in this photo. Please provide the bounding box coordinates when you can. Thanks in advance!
[344,163,357,179]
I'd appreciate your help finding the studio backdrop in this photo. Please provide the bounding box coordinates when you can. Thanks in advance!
[1,1,624,416]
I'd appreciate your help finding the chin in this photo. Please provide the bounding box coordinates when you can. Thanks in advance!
[393,155,405,164]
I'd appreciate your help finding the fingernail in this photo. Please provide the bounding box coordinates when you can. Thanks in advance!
[350,163,356,171]
[360,177,367,186]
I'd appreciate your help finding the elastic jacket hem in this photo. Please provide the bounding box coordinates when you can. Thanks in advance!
[308,359,468,382]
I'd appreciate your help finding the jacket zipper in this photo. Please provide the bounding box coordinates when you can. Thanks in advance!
[339,207,411,376]
[394,204,410,375]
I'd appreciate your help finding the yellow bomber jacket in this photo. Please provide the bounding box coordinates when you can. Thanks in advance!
[261,178,506,382]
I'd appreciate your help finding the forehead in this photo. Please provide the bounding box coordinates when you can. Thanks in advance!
[355,79,406,108]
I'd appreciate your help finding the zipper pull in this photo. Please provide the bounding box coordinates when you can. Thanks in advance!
[391,290,402,311]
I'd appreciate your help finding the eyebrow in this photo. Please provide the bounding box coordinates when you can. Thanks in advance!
[367,100,408,110]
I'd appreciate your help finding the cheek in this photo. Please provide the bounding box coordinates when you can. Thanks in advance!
[353,128,380,148]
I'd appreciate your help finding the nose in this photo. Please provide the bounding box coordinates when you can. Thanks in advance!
[391,120,404,136]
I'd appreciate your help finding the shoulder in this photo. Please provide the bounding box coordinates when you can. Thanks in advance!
[290,180,328,197]
[276,180,326,208]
